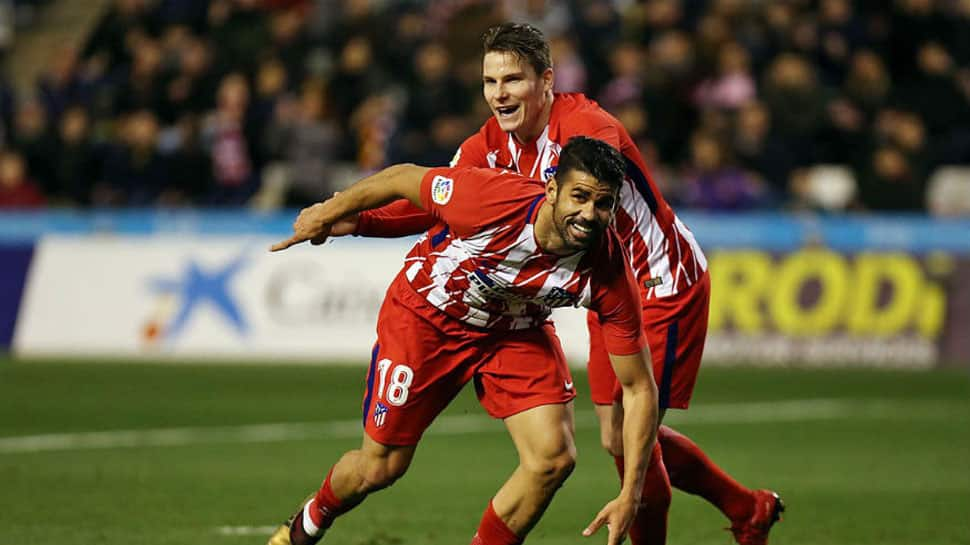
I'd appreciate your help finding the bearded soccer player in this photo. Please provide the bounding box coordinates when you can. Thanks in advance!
[347,23,783,545]
[268,137,659,545]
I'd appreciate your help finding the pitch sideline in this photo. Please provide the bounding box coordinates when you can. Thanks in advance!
[0,398,963,454]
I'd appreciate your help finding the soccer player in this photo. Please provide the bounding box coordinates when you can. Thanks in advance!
[268,136,659,545]
[346,23,784,545]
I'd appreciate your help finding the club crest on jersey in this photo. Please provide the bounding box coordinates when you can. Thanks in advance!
[543,165,558,180]
[431,175,454,205]
[373,402,389,428]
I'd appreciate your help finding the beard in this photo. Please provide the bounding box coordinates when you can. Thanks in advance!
[554,212,601,251]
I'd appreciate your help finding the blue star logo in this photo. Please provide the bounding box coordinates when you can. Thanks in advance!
[149,252,249,341]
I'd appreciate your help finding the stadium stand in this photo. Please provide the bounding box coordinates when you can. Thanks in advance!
[0,0,968,212]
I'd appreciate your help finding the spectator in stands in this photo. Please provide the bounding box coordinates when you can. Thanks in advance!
[887,0,950,81]
[549,34,586,93]
[762,53,828,167]
[856,144,926,211]
[251,57,289,153]
[207,0,271,75]
[159,114,211,205]
[401,41,469,141]
[642,30,696,163]
[732,100,795,197]
[81,0,157,75]
[328,35,386,129]
[0,149,45,208]
[598,41,644,112]
[267,6,312,84]
[51,105,98,205]
[201,72,258,205]
[0,72,14,147]
[10,98,55,195]
[573,0,621,96]
[154,0,209,32]
[348,92,398,171]
[693,41,757,111]
[816,0,863,86]
[113,34,164,114]
[889,111,932,176]
[843,50,891,123]
[263,79,340,206]
[98,109,168,205]
[681,129,768,210]
[161,36,218,122]
[36,46,92,123]
[897,41,970,163]
[693,12,731,75]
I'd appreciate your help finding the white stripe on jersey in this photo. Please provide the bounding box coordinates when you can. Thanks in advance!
[617,178,675,298]
[675,215,707,273]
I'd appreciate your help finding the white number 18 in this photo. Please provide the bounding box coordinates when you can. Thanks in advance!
[376,359,414,406]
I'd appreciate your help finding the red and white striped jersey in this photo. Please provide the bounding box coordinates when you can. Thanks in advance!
[396,166,644,355]
[454,93,707,302]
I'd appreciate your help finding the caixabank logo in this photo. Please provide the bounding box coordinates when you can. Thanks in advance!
[142,252,249,346]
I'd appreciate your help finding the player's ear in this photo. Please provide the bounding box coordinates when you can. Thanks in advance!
[546,176,558,200]
[542,68,554,93]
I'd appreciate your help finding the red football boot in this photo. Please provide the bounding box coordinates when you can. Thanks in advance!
[729,490,785,545]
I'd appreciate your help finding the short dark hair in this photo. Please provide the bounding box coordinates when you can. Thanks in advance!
[556,137,626,192]
[482,23,552,75]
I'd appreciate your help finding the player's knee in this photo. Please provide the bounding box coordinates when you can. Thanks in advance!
[359,454,410,491]
[526,449,576,487]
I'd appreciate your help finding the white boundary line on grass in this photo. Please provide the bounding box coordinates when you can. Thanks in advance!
[0,398,963,454]
[215,525,280,536]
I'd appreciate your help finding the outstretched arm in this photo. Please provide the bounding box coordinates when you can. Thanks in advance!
[354,199,438,238]
[270,164,430,251]
[583,347,658,545]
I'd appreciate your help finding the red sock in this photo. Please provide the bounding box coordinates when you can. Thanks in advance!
[659,425,754,522]
[615,443,670,545]
[308,467,355,531]
[471,500,523,545]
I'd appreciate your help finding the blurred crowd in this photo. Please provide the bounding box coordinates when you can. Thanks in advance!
[1,0,969,213]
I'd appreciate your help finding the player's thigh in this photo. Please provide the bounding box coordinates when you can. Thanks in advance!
[643,273,710,410]
[363,300,478,446]
[586,310,618,406]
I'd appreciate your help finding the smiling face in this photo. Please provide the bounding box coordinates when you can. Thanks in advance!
[482,51,554,143]
[546,169,618,253]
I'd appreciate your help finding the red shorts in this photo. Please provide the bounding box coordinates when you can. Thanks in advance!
[361,279,576,446]
[587,271,710,410]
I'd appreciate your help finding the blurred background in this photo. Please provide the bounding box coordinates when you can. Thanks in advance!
[0,0,969,212]
[0,2,968,544]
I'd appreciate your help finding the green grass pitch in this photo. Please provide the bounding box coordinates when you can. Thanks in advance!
[1,358,968,545]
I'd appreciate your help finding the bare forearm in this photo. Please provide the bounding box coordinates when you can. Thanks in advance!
[618,379,659,502]
[318,164,428,224]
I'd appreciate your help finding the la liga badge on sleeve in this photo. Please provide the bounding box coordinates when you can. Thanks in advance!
[431,176,454,205]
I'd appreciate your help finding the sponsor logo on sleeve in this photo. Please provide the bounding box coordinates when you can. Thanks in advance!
[431,175,454,205]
